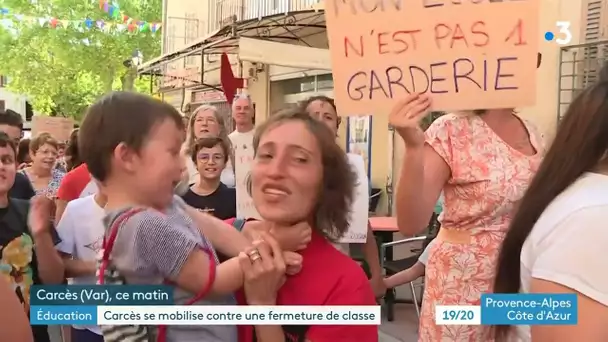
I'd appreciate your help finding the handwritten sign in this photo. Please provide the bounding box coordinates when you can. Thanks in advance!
[31,116,74,142]
[339,153,369,243]
[325,0,540,115]
[232,134,260,219]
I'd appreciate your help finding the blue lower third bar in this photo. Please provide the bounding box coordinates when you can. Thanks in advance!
[31,305,97,325]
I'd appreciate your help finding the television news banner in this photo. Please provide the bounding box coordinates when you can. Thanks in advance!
[33,0,577,330]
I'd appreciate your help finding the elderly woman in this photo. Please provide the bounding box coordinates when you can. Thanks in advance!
[19,133,65,198]
[183,105,235,187]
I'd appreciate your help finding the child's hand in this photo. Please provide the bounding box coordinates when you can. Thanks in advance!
[28,195,54,237]
[243,221,312,251]
[242,221,266,242]
[370,276,387,298]
[383,277,393,289]
[270,221,311,251]
[282,251,303,276]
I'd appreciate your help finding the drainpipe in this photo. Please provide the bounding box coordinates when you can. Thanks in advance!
[161,0,168,54]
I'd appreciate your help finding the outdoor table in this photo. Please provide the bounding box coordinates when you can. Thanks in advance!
[369,216,399,305]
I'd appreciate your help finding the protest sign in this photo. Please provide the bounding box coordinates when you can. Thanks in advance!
[339,153,369,243]
[233,135,260,219]
[325,0,540,115]
[31,116,74,142]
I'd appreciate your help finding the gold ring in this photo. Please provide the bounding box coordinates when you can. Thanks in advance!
[247,249,261,262]
[249,254,262,262]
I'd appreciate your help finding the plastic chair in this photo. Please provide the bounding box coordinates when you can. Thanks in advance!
[380,213,440,321]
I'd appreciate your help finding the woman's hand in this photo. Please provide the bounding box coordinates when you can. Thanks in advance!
[388,93,431,147]
[239,232,287,305]
[28,196,54,237]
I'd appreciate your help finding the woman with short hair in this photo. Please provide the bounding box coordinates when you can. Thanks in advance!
[20,133,65,198]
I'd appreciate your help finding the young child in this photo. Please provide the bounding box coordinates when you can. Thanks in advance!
[56,188,106,342]
[0,132,64,342]
[182,137,236,220]
[78,92,286,342]
[384,239,437,289]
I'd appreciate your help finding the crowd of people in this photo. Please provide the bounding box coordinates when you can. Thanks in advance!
[0,69,606,342]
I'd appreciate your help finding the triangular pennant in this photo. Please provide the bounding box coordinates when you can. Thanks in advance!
[38,17,47,27]
[60,20,69,28]
[0,19,11,28]
[115,23,126,32]
[96,20,104,30]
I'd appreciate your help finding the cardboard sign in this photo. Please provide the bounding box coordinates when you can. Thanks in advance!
[31,116,74,142]
[232,133,260,219]
[339,153,369,243]
[325,0,540,115]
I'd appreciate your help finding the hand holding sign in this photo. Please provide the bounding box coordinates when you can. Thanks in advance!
[388,94,431,147]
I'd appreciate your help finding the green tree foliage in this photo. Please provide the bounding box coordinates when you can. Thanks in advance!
[0,0,160,118]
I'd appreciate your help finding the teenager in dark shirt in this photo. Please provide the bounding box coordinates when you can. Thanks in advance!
[0,109,35,199]
[0,132,64,342]
[181,136,236,220]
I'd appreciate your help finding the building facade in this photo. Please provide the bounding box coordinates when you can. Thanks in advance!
[144,0,594,215]
[0,76,33,130]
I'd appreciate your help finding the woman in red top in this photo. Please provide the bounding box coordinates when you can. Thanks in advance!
[234,109,378,342]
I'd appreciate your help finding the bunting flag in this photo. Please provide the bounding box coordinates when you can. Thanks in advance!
[97,0,160,33]
[0,6,161,34]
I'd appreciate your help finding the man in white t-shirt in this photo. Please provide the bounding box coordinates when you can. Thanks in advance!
[228,93,255,150]
[56,192,106,342]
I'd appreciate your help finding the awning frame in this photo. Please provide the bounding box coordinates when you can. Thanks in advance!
[137,10,327,94]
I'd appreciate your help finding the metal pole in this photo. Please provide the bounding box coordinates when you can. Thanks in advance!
[386,125,395,215]
[556,47,564,124]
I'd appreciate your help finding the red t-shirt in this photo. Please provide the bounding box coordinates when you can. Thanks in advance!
[56,164,96,201]
[235,230,378,342]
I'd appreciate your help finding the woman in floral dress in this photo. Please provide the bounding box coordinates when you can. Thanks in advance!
[389,94,545,341]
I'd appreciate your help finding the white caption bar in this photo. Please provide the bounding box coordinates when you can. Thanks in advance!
[435,305,481,325]
[97,305,381,325]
